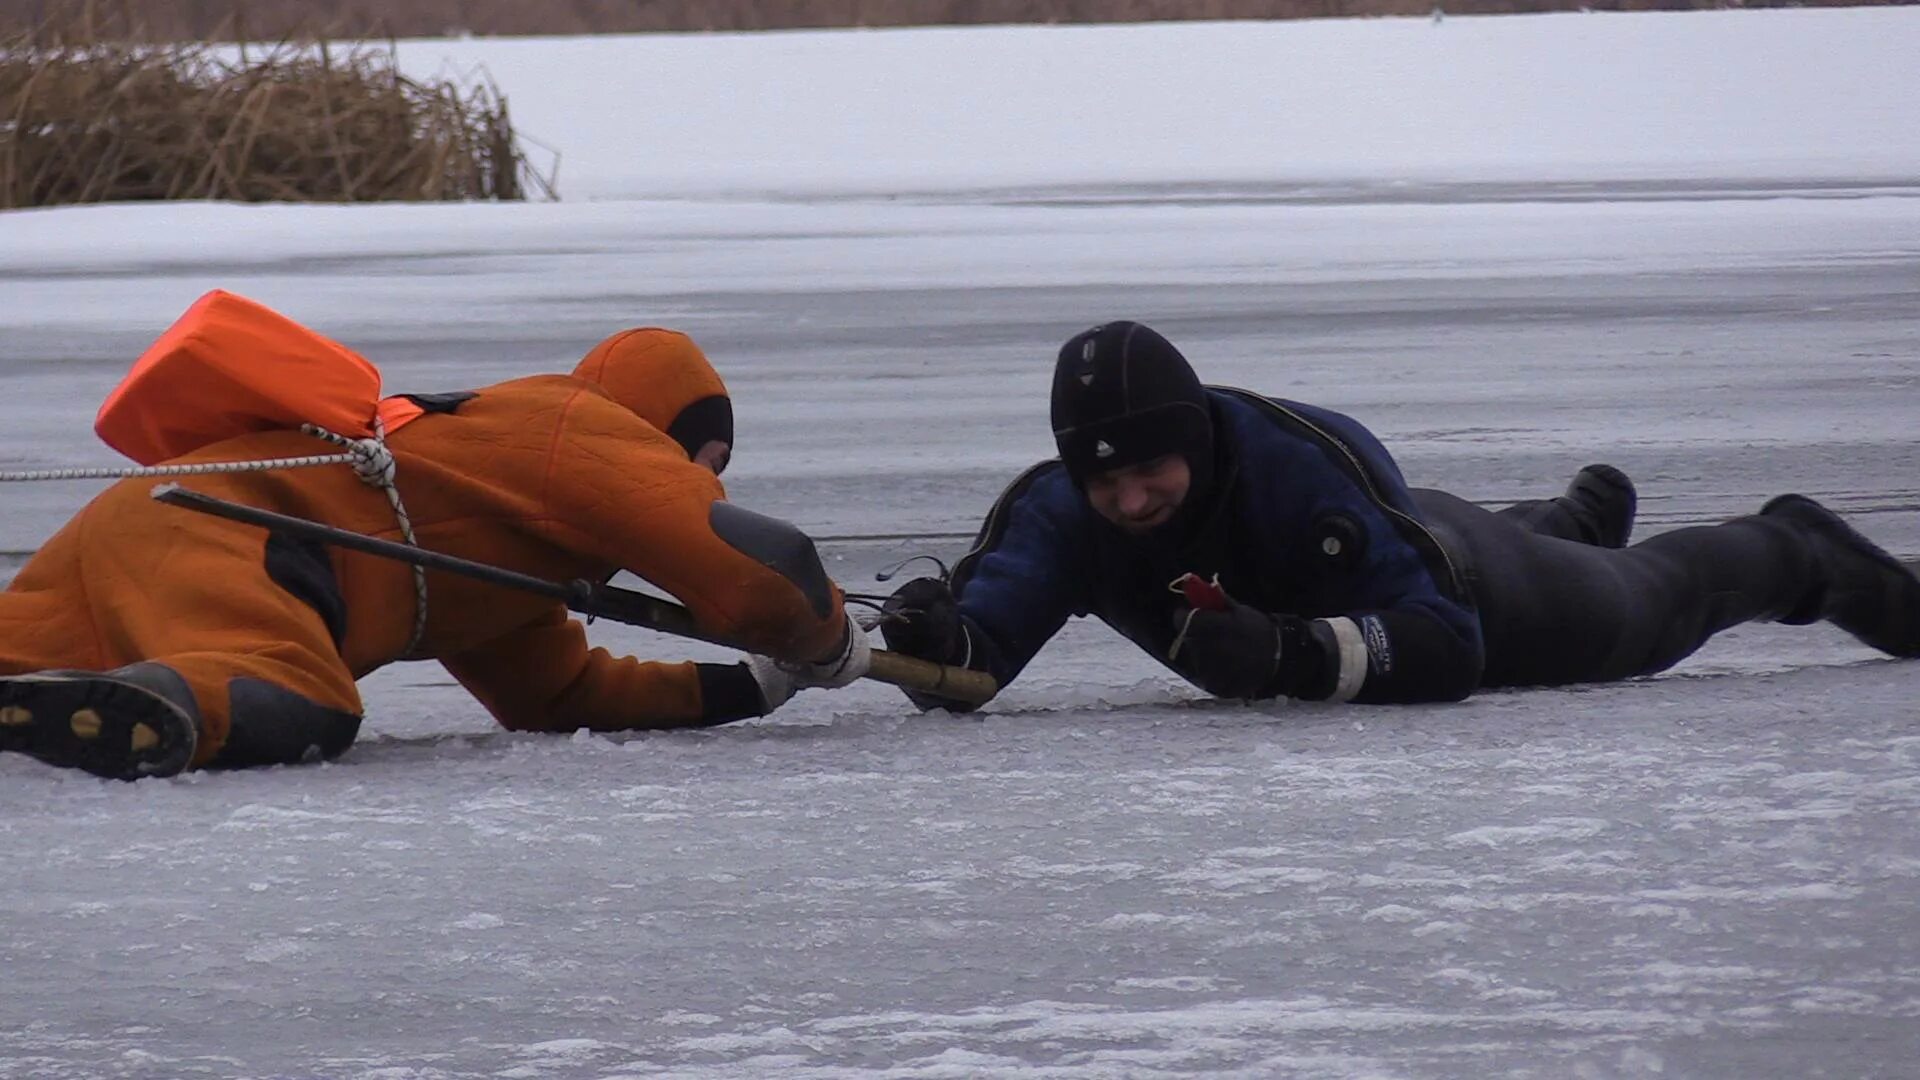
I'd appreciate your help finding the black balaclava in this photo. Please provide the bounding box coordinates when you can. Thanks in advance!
[666,394,734,462]
[1050,322,1215,507]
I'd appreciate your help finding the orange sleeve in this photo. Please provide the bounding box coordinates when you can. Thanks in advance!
[440,604,715,731]
[527,390,846,662]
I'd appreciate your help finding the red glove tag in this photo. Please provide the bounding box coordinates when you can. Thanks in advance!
[1171,572,1229,612]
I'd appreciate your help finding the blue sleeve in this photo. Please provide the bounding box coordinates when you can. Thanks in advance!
[946,464,1092,695]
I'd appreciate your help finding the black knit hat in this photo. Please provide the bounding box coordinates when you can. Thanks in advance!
[1051,322,1213,488]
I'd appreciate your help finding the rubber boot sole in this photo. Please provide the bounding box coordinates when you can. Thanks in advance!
[0,673,197,780]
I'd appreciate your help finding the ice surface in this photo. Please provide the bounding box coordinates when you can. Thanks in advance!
[3,8,1919,1078]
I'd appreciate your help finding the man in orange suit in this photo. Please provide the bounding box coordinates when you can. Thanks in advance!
[0,325,867,780]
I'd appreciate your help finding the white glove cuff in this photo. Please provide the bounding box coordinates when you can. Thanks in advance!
[744,654,797,712]
[784,611,873,689]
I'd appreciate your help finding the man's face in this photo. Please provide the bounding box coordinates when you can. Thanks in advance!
[694,439,731,476]
[1084,453,1191,534]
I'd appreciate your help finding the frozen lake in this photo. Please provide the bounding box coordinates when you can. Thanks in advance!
[4,9,1920,1078]
[3,174,1917,1080]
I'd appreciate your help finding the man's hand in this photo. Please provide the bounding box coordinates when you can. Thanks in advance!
[1169,594,1284,699]
[778,610,872,689]
[879,577,966,664]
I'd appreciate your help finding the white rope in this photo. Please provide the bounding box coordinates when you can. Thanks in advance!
[0,453,361,482]
[0,419,432,660]
[299,421,429,659]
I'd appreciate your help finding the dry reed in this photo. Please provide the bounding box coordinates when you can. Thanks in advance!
[0,0,1892,41]
[0,3,553,208]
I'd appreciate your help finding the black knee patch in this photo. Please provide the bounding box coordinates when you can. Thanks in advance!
[264,532,348,648]
[210,677,361,769]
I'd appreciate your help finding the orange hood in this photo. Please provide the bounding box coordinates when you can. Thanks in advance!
[572,328,733,458]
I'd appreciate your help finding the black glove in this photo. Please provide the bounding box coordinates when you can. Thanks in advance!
[880,577,966,665]
[1169,595,1287,699]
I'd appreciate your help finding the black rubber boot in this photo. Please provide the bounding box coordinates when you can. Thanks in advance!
[0,663,199,780]
[1760,494,1920,658]
[1558,464,1638,549]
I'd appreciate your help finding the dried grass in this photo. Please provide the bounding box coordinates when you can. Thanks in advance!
[0,2,553,208]
[0,0,1890,40]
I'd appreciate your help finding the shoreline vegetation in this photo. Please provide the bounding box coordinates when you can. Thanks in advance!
[1,0,1901,208]
[1,3,549,207]
[0,0,1899,42]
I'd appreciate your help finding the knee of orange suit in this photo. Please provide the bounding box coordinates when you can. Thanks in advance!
[205,677,362,770]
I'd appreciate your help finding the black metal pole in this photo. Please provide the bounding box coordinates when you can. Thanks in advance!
[151,483,1001,704]
[151,483,722,647]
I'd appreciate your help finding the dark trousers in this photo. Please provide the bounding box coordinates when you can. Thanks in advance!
[1412,490,1818,688]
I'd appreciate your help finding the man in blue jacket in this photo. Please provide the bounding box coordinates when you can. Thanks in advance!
[880,321,1920,706]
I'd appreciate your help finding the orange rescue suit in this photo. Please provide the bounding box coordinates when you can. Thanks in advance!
[0,329,844,766]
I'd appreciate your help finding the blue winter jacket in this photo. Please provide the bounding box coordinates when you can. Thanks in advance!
[932,387,1484,705]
